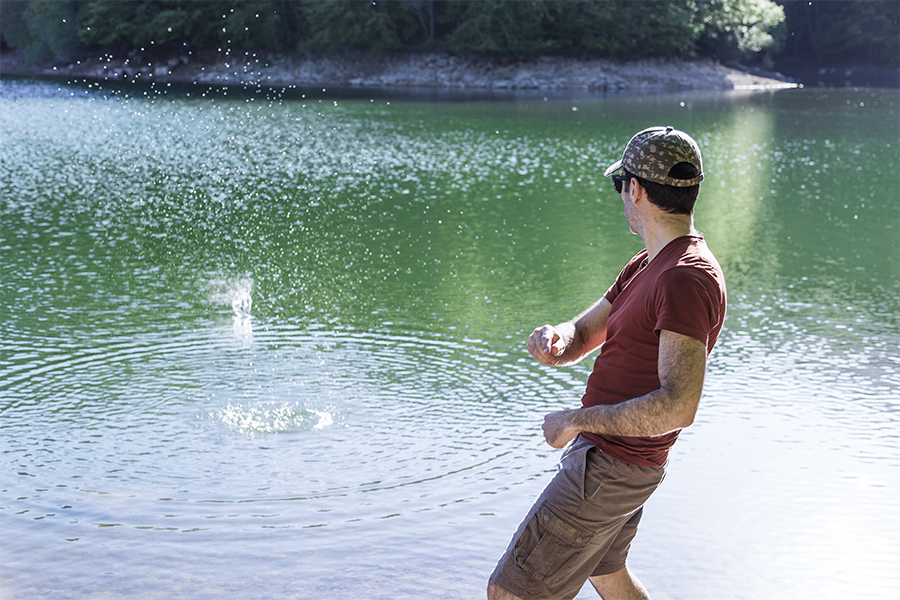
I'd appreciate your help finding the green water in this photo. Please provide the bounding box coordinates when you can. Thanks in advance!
[1,78,898,599]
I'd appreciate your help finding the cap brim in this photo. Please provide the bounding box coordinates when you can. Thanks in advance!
[603,159,623,177]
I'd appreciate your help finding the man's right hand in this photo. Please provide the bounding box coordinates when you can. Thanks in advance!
[527,323,573,365]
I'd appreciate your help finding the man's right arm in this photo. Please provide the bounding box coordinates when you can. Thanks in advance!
[527,297,612,366]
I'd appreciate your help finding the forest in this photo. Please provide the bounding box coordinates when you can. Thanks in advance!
[1,0,898,70]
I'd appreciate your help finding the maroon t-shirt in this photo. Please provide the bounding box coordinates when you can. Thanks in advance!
[581,235,727,467]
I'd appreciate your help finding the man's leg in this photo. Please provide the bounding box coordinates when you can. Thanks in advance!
[487,438,624,600]
[488,438,665,600]
[588,567,650,600]
[490,568,649,600]
[487,577,522,600]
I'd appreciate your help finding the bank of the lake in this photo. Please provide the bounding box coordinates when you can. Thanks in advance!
[0,49,798,92]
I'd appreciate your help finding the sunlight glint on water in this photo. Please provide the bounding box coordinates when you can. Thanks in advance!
[1,78,898,600]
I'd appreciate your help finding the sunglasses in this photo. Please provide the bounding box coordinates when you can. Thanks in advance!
[611,174,631,194]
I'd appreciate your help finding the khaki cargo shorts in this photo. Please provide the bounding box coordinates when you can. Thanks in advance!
[490,435,666,600]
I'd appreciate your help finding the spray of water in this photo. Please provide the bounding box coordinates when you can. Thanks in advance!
[216,402,334,434]
[207,277,253,318]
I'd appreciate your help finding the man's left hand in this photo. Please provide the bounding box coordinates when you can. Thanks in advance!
[542,410,580,448]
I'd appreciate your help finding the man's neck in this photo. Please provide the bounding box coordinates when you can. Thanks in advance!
[642,214,695,262]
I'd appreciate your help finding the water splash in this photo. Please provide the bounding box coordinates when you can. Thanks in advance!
[232,314,253,338]
[232,292,252,318]
[207,277,253,318]
[215,402,334,434]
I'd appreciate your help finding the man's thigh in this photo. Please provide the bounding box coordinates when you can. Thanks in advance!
[490,437,665,600]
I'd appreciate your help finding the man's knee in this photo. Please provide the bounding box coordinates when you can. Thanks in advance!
[487,577,522,600]
[588,567,650,600]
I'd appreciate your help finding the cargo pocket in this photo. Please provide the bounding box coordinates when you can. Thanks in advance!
[514,502,592,583]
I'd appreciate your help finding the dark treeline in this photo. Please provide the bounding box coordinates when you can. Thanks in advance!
[1,0,897,69]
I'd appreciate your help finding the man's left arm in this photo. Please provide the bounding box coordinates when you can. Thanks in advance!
[542,329,708,448]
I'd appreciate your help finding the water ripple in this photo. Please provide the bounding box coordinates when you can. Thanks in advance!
[1,323,570,529]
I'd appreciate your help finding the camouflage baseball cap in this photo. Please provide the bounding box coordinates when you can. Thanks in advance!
[603,126,703,187]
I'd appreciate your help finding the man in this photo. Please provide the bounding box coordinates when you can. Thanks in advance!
[488,126,727,600]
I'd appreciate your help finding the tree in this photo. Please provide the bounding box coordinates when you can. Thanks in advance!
[695,0,786,61]
[10,0,860,70]
[777,0,899,68]
[405,0,436,46]
[78,0,304,52]
[0,1,35,54]
[611,1,701,57]
[78,0,215,48]
[444,0,552,53]
[1,0,89,63]
[540,0,623,54]
[298,0,412,52]
[441,0,697,57]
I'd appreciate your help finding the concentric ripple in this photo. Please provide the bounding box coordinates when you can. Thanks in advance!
[1,320,582,532]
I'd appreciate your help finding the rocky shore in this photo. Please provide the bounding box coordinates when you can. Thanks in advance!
[1,49,798,93]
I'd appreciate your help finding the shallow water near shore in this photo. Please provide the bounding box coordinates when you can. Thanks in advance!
[1,77,898,599]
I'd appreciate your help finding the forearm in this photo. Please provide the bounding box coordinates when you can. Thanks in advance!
[541,389,694,449]
[541,330,708,448]
[537,298,611,366]
[543,321,584,366]
[567,388,694,438]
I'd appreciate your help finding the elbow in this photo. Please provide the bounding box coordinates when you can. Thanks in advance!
[665,391,700,430]
[675,411,695,429]
[674,397,701,429]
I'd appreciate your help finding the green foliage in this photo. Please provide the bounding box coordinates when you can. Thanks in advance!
[608,1,700,57]
[78,1,204,48]
[443,0,552,53]
[1,0,89,63]
[400,0,444,47]
[2,0,892,71]
[0,1,34,53]
[78,1,303,51]
[222,0,306,50]
[75,1,134,47]
[695,0,786,60]
[778,0,899,68]
[541,0,620,54]
[299,0,413,52]
[433,1,706,57]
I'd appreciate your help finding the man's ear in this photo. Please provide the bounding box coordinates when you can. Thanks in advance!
[629,178,645,204]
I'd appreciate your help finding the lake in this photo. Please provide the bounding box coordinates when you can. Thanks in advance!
[1,76,898,600]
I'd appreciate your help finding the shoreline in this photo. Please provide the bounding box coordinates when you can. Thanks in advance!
[0,50,800,93]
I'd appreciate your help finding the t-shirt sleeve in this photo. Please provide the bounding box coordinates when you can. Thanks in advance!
[604,255,645,304]
[653,266,723,347]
